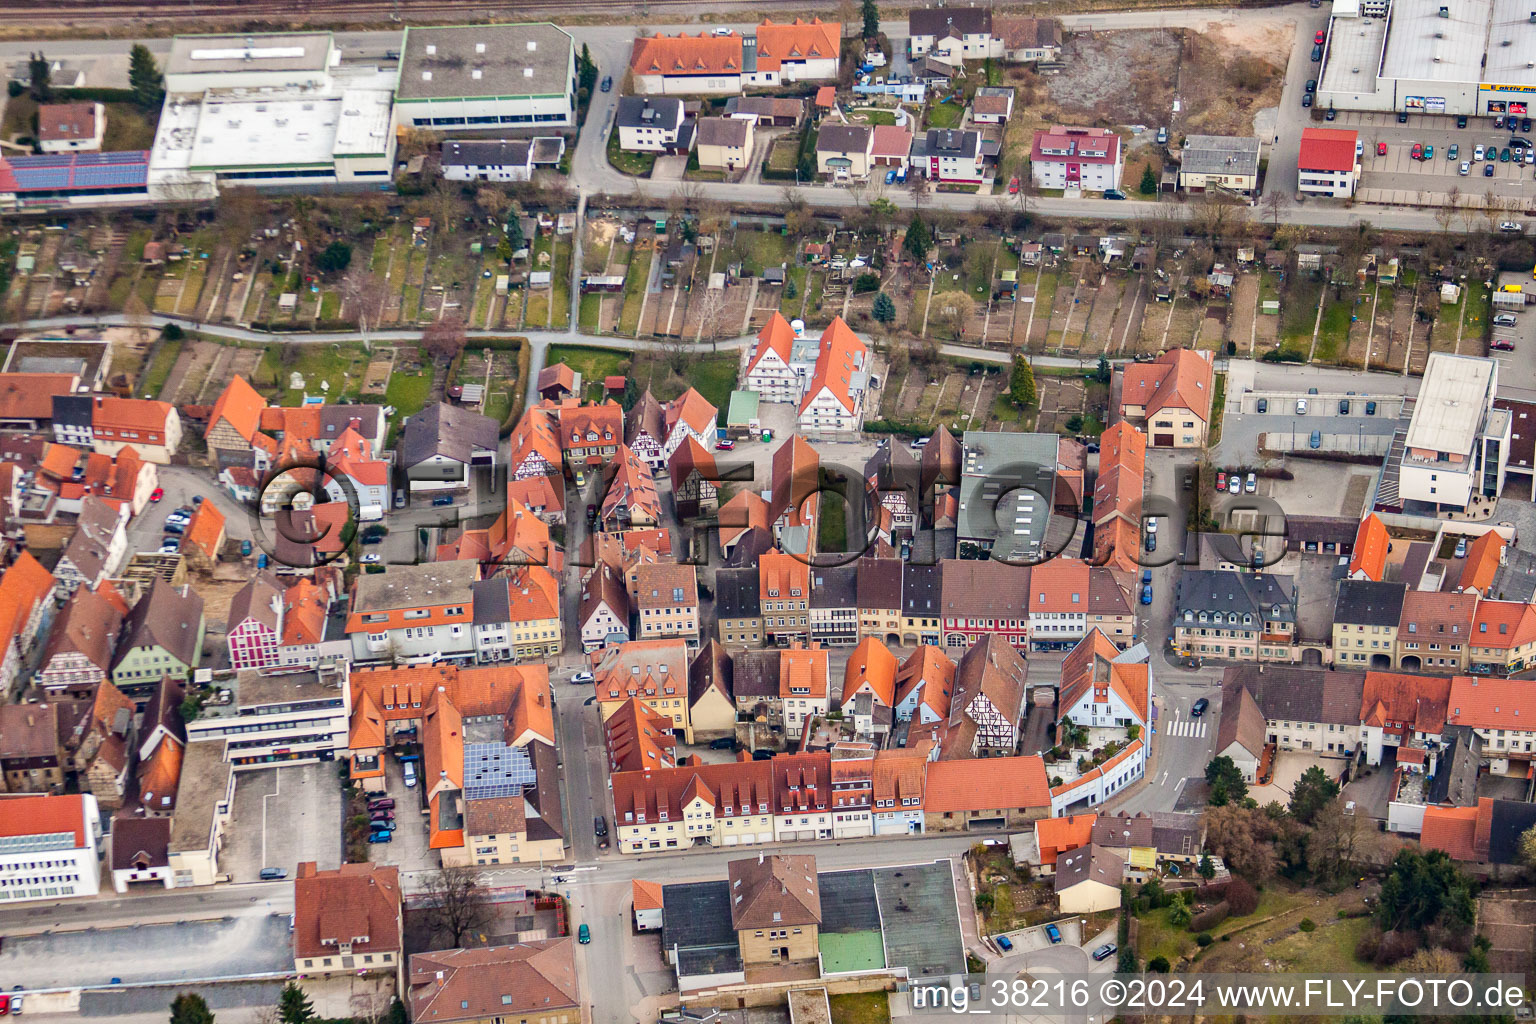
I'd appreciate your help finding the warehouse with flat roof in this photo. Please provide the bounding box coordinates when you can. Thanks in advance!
[395,24,577,130]
[1318,0,1536,115]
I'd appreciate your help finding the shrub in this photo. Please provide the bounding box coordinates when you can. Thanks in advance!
[1374,930,1418,966]
[1225,876,1260,916]
[1299,918,1316,933]
[853,271,880,293]
[1196,933,1214,947]
[1147,956,1170,973]
[161,323,184,341]
[1355,931,1379,962]
[1190,901,1230,933]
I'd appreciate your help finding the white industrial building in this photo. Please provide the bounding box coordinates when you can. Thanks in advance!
[394,23,577,130]
[1395,353,1510,512]
[148,31,396,198]
[1318,0,1536,116]
[184,662,353,770]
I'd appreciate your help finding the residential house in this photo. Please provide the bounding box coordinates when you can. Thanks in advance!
[1058,630,1152,735]
[277,577,346,673]
[662,388,718,459]
[37,582,126,698]
[633,880,665,930]
[1219,664,1368,771]
[591,639,694,740]
[1177,135,1262,197]
[893,645,956,737]
[1119,348,1215,448]
[1297,127,1358,198]
[1397,591,1478,672]
[606,697,680,774]
[560,401,624,486]
[991,16,1063,62]
[908,8,1000,62]
[909,129,986,185]
[745,19,841,87]
[1445,676,1536,770]
[779,642,830,736]
[719,492,771,559]
[760,552,811,644]
[293,862,404,994]
[1090,811,1205,873]
[1030,126,1123,192]
[1468,600,1536,674]
[90,397,182,464]
[728,854,822,965]
[816,125,874,181]
[226,573,285,672]
[0,702,64,793]
[716,567,763,647]
[616,96,691,153]
[38,101,105,153]
[54,495,126,594]
[970,86,1015,125]
[841,637,897,742]
[579,564,630,653]
[625,390,668,471]
[900,563,943,647]
[741,314,801,404]
[181,500,226,568]
[110,579,204,696]
[408,941,579,1024]
[635,563,700,648]
[0,552,61,694]
[110,815,173,892]
[345,560,480,664]
[1457,531,1505,595]
[536,364,580,403]
[1027,813,1097,874]
[1174,570,1298,662]
[669,436,719,522]
[401,403,497,493]
[472,565,562,661]
[1421,796,1536,877]
[609,755,779,852]
[204,376,268,466]
[1088,571,1136,648]
[601,444,663,531]
[870,125,913,168]
[1331,580,1407,670]
[1054,845,1124,913]
[1026,558,1094,652]
[809,566,858,648]
[797,318,868,434]
[687,640,736,741]
[629,32,746,95]
[923,755,1050,831]
[440,138,562,183]
[938,559,1032,651]
[855,557,904,645]
[696,117,753,171]
[1091,422,1147,574]
[939,634,1028,759]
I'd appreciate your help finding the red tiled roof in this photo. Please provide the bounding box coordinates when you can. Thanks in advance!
[293,862,402,960]
[37,102,97,142]
[0,373,77,420]
[1299,127,1358,173]
[1419,804,1480,861]
[1359,671,1451,733]
[630,32,743,76]
[747,312,796,377]
[924,755,1049,813]
[207,375,267,443]
[1458,532,1504,593]
[842,636,898,708]
[1031,125,1120,166]
[1035,813,1097,866]
[92,396,174,435]
[755,19,838,72]
[798,317,867,416]
[0,793,88,845]
[183,501,226,560]
[1119,348,1213,423]
[1447,675,1536,731]
[1350,514,1389,580]
[1470,600,1536,650]
[632,879,664,910]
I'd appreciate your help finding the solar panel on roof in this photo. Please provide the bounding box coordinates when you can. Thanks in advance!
[14,169,71,189]
[73,166,147,187]
[462,742,536,799]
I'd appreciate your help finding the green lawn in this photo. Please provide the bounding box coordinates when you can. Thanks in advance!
[545,344,628,397]
[619,248,652,337]
[927,98,963,129]
[1209,373,1227,446]
[850,108,897,126]
[688,355,738,412]
[385,371,432,424]
[607,129,657,176]
[1315,292,1355,362]
[828,992,890,1024]
[258,342,368,403]
[781,266,810,318]
[733,229,794,276]
[139,338,183,400]
[550,239,572,329]
[318,291,340,320]
[578,292,601,333]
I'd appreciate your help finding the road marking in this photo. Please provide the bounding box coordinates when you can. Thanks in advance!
[1165,719,1208,738]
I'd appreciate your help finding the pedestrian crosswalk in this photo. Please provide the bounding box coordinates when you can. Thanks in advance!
[1165,718,1209,739]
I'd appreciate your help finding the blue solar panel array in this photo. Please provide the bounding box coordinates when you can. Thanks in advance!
[463,742,536,800]
[4,149,148,193]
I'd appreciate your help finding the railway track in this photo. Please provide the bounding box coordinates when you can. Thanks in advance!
[0,0,771,22]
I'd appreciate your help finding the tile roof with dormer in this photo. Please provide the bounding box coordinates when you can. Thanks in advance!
[630,32,743,77]
[1119,348,1213,423]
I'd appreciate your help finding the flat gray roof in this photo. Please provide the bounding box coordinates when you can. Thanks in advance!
[872,861,966,979]
[397,24,573,101]
[1483,0,1536,87]
[1181,135,1261,176]
[169,741,230,852]
[957,430,1058,561]
[352,559,479,614]
[1320,13,1389,95]
[1380,0,1492,84]
[1404,352,1495,455]
[166,32,332,77]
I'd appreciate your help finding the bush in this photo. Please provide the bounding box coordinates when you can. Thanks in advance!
[1147,956,1171,973]
[1299,918,1316,932]
[853,271,880,293]
[161,323,184,341]
[1196,933,1214,947]
[1374,930,1418,966]
[1225,876,1260,916]
[1355,931,1379,962]
[1190,901,1230,933]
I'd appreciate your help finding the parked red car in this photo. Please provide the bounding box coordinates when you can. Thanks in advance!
[150,487,164,502]
[1377,141,1388,156]
[715,438,735,451]
[1314,28,1326,43]
[1411,143,1423,160]
[1008,177,1020,194]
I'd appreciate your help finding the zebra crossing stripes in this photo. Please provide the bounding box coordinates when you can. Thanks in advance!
[1164,718,1208,739]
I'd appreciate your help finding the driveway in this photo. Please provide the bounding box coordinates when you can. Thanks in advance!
[222,762,343,883]
[366,753,436,875]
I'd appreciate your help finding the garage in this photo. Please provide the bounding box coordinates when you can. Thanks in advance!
[967,816,1006,830]
[1154,433,1174,446]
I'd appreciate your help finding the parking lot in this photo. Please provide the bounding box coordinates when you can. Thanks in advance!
[365,753,435,874]
[1320,109,1536,206]
[1490,270,1536,396]
[222,761,344,882]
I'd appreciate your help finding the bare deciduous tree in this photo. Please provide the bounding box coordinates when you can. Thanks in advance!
[342,266,390,343]
[421,866,492,948]
[422,312,468,362]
